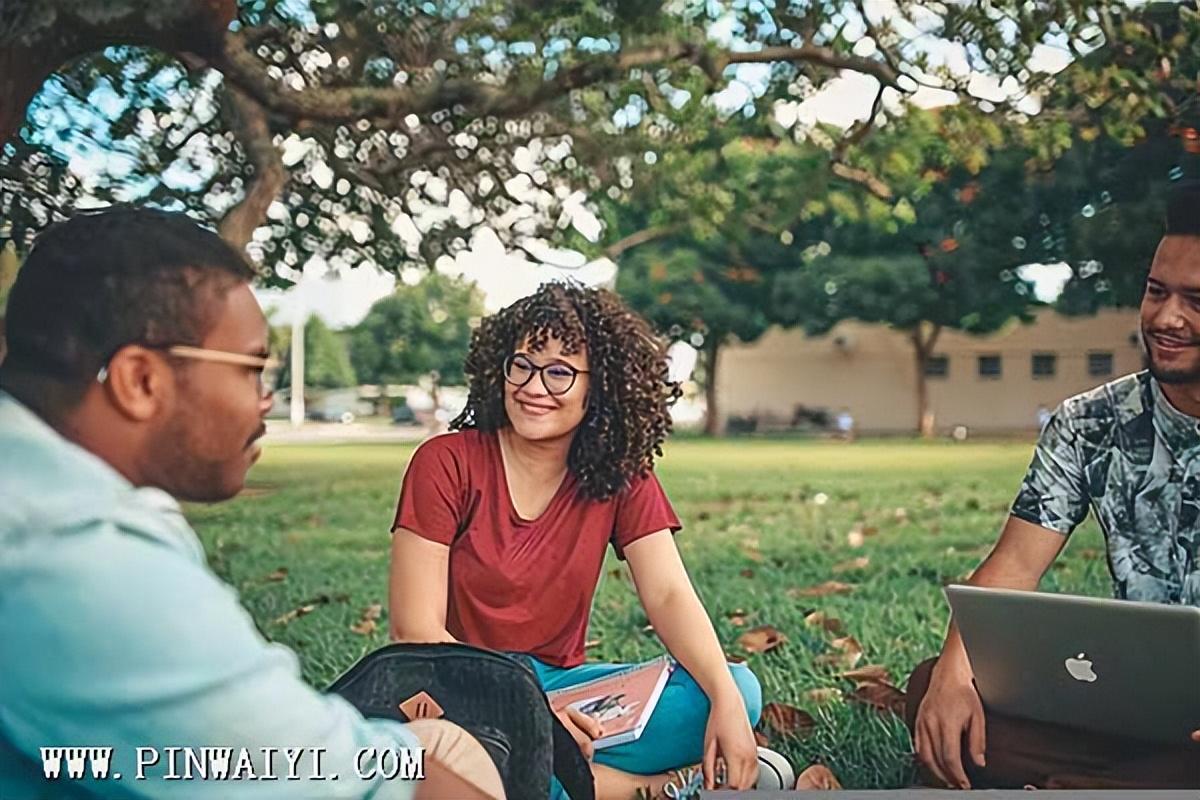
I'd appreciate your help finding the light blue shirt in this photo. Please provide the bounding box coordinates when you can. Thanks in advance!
[0,391,419,799]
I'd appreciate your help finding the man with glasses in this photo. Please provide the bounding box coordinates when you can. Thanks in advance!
[0,207,502,799]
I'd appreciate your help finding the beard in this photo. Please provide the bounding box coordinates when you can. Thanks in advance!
[1148,359,1200,385]
[1145,329,1200,385]
[146,402,250,502]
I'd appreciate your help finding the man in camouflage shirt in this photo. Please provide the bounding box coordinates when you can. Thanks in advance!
[906,181,1200,790]
[1013,373,1200,605]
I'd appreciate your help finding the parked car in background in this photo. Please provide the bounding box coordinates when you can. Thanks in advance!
[304,389,374,424]
[307,405,357,425]
[391,400,417,425]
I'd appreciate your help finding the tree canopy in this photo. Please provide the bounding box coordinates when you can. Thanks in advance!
[348,272,483,386]
[5,0,1187,280]
[275,314,357,389]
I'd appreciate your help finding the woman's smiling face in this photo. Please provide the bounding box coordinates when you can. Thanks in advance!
[503,332,590,442]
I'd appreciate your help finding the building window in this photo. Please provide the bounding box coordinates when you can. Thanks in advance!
[1032,353,1057,379]
[978,354,1002,379]
[1089,352,1114,377]
[925,355,949,378]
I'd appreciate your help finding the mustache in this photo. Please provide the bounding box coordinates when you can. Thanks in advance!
[1146,330,1200,347]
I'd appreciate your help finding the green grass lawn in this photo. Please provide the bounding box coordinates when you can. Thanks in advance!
[185,437,1111,789]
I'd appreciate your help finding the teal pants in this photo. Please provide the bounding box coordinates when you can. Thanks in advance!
[520,656,763,798]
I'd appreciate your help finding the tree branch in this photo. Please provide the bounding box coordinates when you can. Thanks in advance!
[215,32,905,129]
[722,45,902,89]
[834,82,886,162]
[217,87,287,251]
[604,223,682,259]
[854,0,905,84]
[830,160,892,199]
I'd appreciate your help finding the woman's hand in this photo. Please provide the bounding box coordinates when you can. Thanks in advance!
[555,706,604,760]
[702,693,758,790]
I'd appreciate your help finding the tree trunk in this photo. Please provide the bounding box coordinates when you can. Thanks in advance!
[914,346,930,437]
[428,371,443,432]
[910,322,942,438]
[703,341,721,437]
[0,242,18,365]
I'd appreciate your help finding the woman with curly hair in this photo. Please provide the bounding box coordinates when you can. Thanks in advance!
[388,282,769,799]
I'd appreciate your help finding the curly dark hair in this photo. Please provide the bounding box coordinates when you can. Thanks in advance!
[450,281,682,500]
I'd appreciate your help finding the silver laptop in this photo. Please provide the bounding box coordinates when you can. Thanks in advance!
[945,584,1200,743]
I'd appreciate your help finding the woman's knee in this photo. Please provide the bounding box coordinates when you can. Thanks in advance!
[729,662,762,727]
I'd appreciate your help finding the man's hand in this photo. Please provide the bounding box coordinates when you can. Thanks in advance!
[555,706,603,760]
[913,661,987,789]
[1191,729,1200,743]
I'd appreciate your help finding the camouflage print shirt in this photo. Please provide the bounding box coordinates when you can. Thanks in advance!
[1012,370,1200,606]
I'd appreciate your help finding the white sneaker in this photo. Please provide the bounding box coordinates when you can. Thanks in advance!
[756,746,796,789]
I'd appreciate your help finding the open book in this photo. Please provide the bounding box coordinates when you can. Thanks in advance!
[547,657,674,750]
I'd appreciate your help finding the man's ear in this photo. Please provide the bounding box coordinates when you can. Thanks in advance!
[100,346,173,422]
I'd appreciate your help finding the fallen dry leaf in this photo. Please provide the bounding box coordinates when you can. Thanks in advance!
[846,530,865,548]
[804,611,844,635]
[804,687,843,704]
[737,624,787,654]
[760,702,816,738]
[729,614,747,627]
[739,568,756,579]
[274,604,315,626]
[788,581,855,598]
[840,664,892,685]
[272,594,332,626]
[832,636,863,656]
[894,507,909,522]
[741,539,765,563]
[642,623,655,634]
[754,731,771,747]
[264,568,288,582]
[832,556,870,574]
[349,619,377,636]
[847,681,907,718]
[349,603,384,635]
[584,639,602,649]
[814,636,864,670]
[795,764,843,790]
[725,652,747,664]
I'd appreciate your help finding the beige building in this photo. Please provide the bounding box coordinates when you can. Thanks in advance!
[717,308,1145,434]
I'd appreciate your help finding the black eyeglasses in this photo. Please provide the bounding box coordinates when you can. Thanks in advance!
[503,353,588,396]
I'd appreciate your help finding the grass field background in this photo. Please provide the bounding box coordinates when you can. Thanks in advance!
[185,437,1111,789]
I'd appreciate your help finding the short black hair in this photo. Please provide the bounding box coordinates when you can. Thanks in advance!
[1166,179,1200,237]
[1,206,255,387]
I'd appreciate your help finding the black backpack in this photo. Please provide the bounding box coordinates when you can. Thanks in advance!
[328,642,595,800]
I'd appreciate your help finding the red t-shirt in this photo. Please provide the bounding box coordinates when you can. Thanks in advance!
[392,429,681,667]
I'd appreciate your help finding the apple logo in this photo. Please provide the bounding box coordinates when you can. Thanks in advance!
[1064,652,1098,683]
